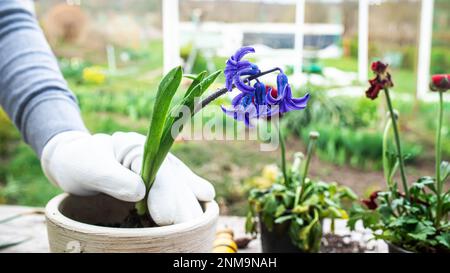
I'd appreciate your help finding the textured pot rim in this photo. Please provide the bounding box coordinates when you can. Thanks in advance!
[45,193,219,237]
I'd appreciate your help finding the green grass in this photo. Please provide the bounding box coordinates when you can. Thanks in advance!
[0,143,62,206]
[390,68,417,95]
[321,57,358,72]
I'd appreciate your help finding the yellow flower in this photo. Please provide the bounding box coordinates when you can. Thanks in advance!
[251,177,273,189]
[82,66,106,85]
[339,209,349,220]
[262,164,279,182]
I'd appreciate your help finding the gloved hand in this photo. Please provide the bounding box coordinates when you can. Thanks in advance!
[41,131,215,226]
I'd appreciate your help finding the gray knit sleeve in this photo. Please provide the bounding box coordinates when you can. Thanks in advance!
[0,0,88,157]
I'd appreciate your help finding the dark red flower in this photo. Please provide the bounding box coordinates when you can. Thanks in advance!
[362,199,378,210]
[361,191,380,210]
[430,74,449,92]
[366,79,384,100]
[366,61,394,100]
[371,61,388,74]
[369,191,380,200]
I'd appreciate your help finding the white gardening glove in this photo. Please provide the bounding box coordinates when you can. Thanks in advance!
[41,131,215,226]
[111,132,215,225]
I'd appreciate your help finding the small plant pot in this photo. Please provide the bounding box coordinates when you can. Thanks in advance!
[45,193,219,253]
[259,218,303,253]
[386,241,414,253]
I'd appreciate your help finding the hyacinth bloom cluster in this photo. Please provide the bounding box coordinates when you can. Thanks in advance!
[366,61,394,100]
[221,47,310,126]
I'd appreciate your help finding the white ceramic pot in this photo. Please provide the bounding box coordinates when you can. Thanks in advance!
[45,193,219,253]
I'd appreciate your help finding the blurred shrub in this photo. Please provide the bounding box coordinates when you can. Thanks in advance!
[77,90,156,121]
[285,88,379,131]
[284,88,423,169]
[348,35,450,73]
[398,45,450,72]
[180,43,210,74]
[0,144,60,206]
[399,46,416,70]
[59,58,90,83]
[298,123,422,169]
[349,37,378,59]
[0,109,19,155]
[430,46,450,74]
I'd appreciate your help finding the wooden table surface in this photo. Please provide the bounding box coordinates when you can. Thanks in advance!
[0,205,387,253]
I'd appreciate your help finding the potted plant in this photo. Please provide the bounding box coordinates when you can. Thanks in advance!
[348,64,449,253]
[45,47,311,252]
[245,131,357,253]
[45,67,222,252]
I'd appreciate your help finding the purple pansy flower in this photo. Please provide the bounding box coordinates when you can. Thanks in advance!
[224,46,260,92]
[221,81,272,127]
[266,72,310,114]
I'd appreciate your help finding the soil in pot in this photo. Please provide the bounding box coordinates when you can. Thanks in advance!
[59,194,156,228]
[101,208,156,228]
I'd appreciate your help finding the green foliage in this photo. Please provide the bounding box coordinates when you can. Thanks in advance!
[284,90,423,169]
[0,144,61,206]
[300,124,422,169]
[153,71,221,178]
[348,179,450,252]
[180,43,211,74]
[285,89,380,133]
[246,134,356,252]
[0,110,19,155]
[430,46,450,75]
[348,87,450,253]
[441,161,450,182]
[141,67,183,191]
[138,67,221,213]
[247,177,356,252]
[59,58,91,83]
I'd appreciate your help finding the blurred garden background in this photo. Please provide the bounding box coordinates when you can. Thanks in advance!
[0,0,449,215]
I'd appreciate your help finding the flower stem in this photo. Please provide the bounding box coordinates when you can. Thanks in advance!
[135,200,147,215]
[382,118,392,186]
[435,91,444,227]
[196,67,283,113]
[295,132,318,205]
[384,88,409,199]
[279,126,288,185]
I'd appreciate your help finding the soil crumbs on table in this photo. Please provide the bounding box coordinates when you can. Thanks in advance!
[321,234,374,253]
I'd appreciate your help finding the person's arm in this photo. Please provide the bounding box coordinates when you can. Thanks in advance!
[0,0,87,157]
[0,1,214,225]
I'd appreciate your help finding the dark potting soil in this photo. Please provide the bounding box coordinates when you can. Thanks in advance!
[95,209,157,228]
[321,233,373,253]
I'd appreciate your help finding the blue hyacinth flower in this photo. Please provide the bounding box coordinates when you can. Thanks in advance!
[221,81,272,127]
[224,46,260,93]
[266,72,310,114]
